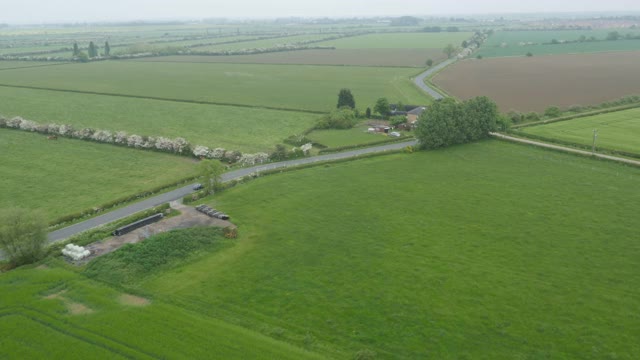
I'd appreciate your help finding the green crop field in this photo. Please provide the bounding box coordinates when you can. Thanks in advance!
[0,129,197,221]
[0,61,430,112]
[478,29,640,58]
[0,86,318,153]
[0,263,324,359]
[318,32,472,49]
[521,108,640,154]
[138,141,637,358]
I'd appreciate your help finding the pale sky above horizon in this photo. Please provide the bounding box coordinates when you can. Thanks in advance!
[1,0,639,24]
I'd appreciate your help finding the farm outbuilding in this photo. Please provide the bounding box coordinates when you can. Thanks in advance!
[407,106,426,124]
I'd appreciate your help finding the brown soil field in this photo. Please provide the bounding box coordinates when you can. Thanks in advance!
[433,51,640,112]
[134,48,446,67]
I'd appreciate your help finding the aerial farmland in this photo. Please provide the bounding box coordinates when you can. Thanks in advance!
[1,7,640,360]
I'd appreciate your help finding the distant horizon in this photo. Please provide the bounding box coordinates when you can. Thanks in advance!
[3,10,640,27]
[2,0,640,26]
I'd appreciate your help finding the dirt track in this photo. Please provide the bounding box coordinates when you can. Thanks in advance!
[433,51,640,112]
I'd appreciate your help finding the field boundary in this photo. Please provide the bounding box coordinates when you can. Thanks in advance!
[131,57,419,69]
[505,130,640,160]
[490,132,640,167]
[0,83,327,115]
[512,102,640,129]
[0,62,73,72]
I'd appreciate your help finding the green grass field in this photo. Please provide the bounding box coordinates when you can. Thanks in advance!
[3,141,639,358]
[133,141,638,358]
[0,86,318,153]
[478,29,640,58]
[521,108,640,154]
[0,61,430,112]
[318,32,472,49]
[0,129,197,221]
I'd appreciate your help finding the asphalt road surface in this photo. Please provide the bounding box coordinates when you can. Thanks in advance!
[413,58,456,100]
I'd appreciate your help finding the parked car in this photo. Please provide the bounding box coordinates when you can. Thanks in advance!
[389,131,401,137]
[193,183,203,190]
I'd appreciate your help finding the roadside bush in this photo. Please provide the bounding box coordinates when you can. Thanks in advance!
[525,112,541,122]
[544,106,562,118]
[316,108,358,129]
[0,208,47,266]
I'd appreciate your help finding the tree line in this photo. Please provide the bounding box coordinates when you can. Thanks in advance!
[73,41,111,62]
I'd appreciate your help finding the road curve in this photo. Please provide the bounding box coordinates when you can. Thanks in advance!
[46,140,418,244]
[413,58,456,100]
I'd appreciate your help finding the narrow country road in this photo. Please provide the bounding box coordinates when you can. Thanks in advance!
[45,140,418,244]
[490,132,640,166]
[413,58,456,100]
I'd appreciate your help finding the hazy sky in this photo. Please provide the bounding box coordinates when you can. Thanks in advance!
[2,0,640,24]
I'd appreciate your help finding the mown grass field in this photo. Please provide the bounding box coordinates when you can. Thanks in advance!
[521,108,640,154]
[317,32,472,49]
[0,261,324,359]
[128,141,638,359]
[0,61,430,112]
[433,51,640,112]
[0,86,318,153]
[0,129,197,221]
[477,29,640,58]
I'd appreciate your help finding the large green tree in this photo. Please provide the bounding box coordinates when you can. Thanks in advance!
[197,159,225,194]
[73,42,79,56]
[374,98,391,119]
[443,43,457,58]
[337,88,356,109]
[0,208,47,266]
[415,97,499,149]
[104,41,111,56]
[88,41,97,58]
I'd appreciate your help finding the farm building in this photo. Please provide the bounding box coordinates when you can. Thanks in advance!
[407,106,426,124]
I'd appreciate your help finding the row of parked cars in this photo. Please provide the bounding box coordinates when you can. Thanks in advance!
[195,205,230,220]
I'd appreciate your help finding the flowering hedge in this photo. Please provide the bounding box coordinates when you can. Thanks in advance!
[0,115,269,165]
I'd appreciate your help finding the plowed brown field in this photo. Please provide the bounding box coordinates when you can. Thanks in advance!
[433,51,640,112]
